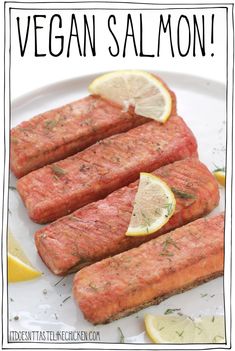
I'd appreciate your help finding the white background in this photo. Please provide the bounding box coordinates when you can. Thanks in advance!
[10,3,227,98]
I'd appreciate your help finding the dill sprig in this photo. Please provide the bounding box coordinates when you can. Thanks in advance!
[117,327,125,343]
[164,308,181,315]
[62,296,71,304]
[50,164,67,177]
[44,119,58,130]
[213,167,225,173]
[171,187,196,199]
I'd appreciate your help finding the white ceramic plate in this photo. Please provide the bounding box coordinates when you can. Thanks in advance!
[8,72,226,344]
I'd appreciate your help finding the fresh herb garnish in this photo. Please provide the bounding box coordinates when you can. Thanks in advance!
[141,210,151,226]
[159,251,174,257]
[89,283,98,291]
[9,186,17,191]
[44,119,58,129]
[54,276,66,286]
[117,327,125,343]
[11,137,18,144]
[212,316,215,322]
[212,335,224,343]
[195,325,202,335]
[200,293,208,298]
[164,308,181,315]
[162,236,180,251]
[176,330,184,337]
[164,203,173,216]
[171,187,196,199]
[159,236,180,259]
[50,164,67,177]
[213,164,225,173]
[62,296,71,304]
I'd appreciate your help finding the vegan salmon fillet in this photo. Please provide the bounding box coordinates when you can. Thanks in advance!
[11,78,176,178]
[73,213,224,324]
[35,158,219,275]
[17,116,198,223]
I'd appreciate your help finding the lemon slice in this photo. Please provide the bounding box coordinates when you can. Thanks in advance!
[145,314,225,344]
[8,231,41,283]
[8,231,31,265]
[213,170,225,186]
[145,314,195,343]
[126,173,176,236]
[89,70,172,123]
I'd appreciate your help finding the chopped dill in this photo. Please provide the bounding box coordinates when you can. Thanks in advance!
[50,164,67,177]
[171,187,196,199]
[164,203,173,216]
[195,325,202,335]
[62,296,71,304]
[213,164,225,173]
[141,210,151,226]
[200,293,208,298]
[164,308,181,315]
[176,330,184,337]
[54,276,66,286]
[212,335,224,343]
[44,119,58,129]
[89,283,98,291]
[159,251,174,257]
[117,326,125,343]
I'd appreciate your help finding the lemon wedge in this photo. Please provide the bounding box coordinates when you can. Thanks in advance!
[8,231,41,283]
[213,170,225,186]
[145,314,225,344]
[89,70,172,123]
[8,253,41,283]
[126,173,176,236]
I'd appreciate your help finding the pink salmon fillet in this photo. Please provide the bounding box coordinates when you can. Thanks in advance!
[73,213,224,324]
[34,158,219,275]
[17,115,197,223]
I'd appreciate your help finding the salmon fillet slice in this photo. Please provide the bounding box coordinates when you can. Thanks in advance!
[11,80,176,178]
[17,116,198,224]
[73,213,224,325]
[35,158,219,275]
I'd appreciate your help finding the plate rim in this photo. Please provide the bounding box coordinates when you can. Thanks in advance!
[11,70,226,110]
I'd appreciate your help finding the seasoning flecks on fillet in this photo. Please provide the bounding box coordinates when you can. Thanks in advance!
[11,82,176,178]
[73,213,224,325]
[17,115,197,223]
[34,158,219,275]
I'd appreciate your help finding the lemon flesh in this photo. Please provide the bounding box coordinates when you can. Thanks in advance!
[126,173,176,236]
[89,70,172,123]
[213,171,225,186]
[145,314,225,344]
[8,231,31,265]
[8,231,41,283]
